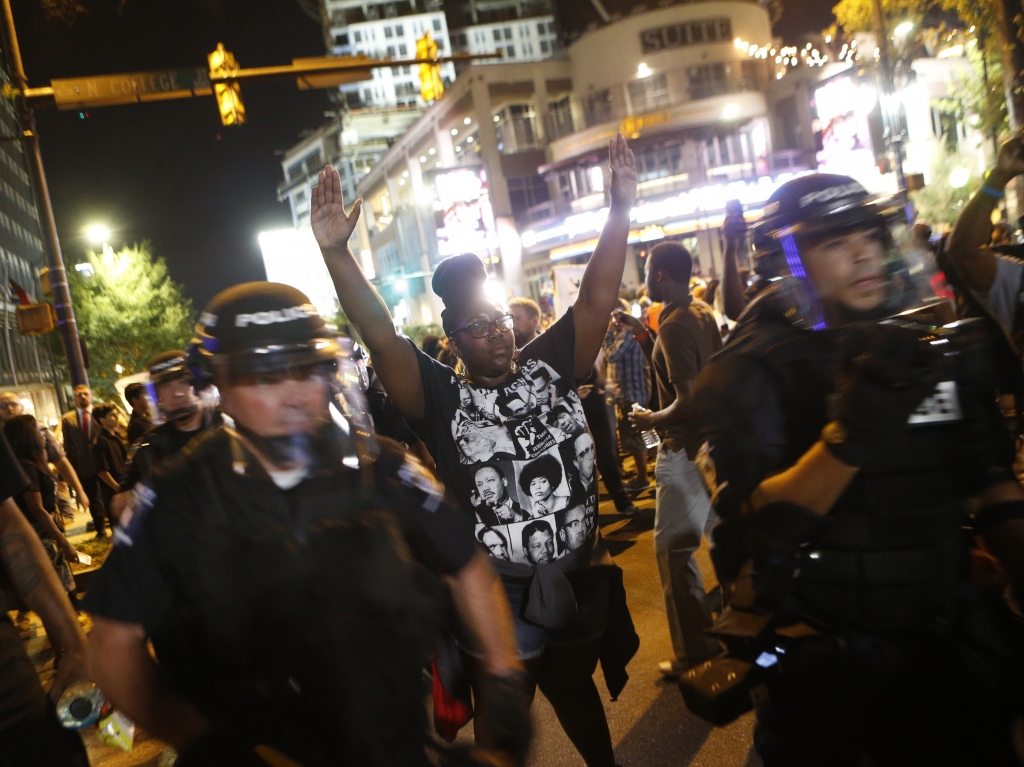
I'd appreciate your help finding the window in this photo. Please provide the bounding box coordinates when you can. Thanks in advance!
[506,45,515,58]
[354,30,362,42]
[494,104,538,153]
[399,43,407,55]
[584,89,613,126]
[335,32,349,45]
[540,40,549,53]
[395,23,404,36]
[384,26,393,37]
[688,62,728,99]
[548,22,555,33]
[634,144,683,181]
[740,60,761,91]
[433,18,442,31]
[537,22,546,34]
[504,27,512,40]
[627,72,669,113]
[507,175,551,215]
[546,96,574,138]
[363,88,373,102]
[387,45,396,57]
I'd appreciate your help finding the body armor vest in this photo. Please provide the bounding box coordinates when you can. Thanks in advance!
[723,302,1002,633]
[151,427,445,766]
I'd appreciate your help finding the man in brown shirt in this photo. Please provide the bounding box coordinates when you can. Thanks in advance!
[632,241,723,678]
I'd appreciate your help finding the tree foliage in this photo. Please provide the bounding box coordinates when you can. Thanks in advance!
[933,44,1008,146]
[908,149,978,227]
[64,243,194,399]
[832,0,932,37]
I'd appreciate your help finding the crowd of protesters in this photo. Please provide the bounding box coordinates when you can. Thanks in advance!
[4,132,1024,767]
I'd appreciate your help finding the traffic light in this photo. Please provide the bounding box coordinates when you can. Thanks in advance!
[208,43,246,126]
[417,32,443,102]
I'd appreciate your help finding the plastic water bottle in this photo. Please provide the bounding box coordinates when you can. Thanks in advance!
[631,403,662,449]
[56,681,106,729]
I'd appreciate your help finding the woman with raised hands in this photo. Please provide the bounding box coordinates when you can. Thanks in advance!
[312,133,639,767]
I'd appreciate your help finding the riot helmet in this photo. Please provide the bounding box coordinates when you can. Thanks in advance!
[190,282,375,467]
[750,174,951,330]
[148,350,202,424]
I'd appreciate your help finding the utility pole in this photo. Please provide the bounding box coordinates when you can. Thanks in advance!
[871,0,907,195]
[0,0,88,387]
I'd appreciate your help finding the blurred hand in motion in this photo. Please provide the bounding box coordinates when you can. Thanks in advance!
[311,164,364,253]
[609,132,638,213]
[50,648,90,703]
[613,309,646,334]
[723,209,748,242]
[992,131,1024,182]
[630,406,654,432]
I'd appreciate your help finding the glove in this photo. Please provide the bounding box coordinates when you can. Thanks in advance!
[473,670,533,767]
[823,323,949,468]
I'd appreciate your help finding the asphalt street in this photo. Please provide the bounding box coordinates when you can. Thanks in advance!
[454,486,762,767]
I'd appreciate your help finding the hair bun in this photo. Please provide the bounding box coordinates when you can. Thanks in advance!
[431,254,487,306]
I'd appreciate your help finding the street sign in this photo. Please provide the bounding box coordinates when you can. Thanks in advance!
[51,69,212,110]
[292,56,374,90]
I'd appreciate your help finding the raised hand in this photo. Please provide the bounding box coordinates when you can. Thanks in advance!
[992,130,1024,184]
[609,132,638,213]
[310,165,363,253]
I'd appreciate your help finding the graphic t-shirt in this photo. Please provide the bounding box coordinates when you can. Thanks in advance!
[410,309,598,568]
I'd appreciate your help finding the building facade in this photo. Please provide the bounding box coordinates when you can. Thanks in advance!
[350,0,797,325]
[320,0,558,110]
[0,51,61,424]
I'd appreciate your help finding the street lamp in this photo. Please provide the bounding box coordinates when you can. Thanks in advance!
[893,21,914,38]
[86,224,110,244]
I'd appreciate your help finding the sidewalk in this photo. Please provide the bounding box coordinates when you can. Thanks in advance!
[16,610,173,766]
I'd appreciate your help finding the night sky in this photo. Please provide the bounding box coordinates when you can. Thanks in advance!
[13,0,833,313]
[16,0,328,312]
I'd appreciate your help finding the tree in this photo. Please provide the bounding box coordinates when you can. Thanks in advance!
[933,44,1007,149]
[60,243,195,400]
[908,149,978,227]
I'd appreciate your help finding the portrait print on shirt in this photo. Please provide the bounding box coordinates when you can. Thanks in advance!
[508,516,558,565]
[450,357,596,565]
[476,523,513,561]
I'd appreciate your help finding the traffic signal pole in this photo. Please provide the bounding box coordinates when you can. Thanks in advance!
[0,13,498,386]
[0,0,88,387]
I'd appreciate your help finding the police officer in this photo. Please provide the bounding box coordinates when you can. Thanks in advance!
[688,175,1024,765]
[84,283,529,767]
[107,350,219,522]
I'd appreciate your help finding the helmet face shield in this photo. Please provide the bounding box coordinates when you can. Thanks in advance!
[208,339,341,385]
[763,201,953,330]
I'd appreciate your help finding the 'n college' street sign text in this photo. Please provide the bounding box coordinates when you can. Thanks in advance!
[51,69,212,110]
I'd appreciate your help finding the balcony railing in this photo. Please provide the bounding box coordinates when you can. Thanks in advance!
[543,61,768,138]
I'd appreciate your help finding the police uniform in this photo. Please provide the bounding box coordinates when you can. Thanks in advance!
[84,283,484,766]
[689,176,1024,766]
[118,412,221,493]
[119,351,219,492]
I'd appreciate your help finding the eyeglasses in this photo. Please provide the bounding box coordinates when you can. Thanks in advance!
[455,314,514,339]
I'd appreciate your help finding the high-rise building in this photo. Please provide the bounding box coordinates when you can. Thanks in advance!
[0,45,63,423]
[319,0,557,109]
